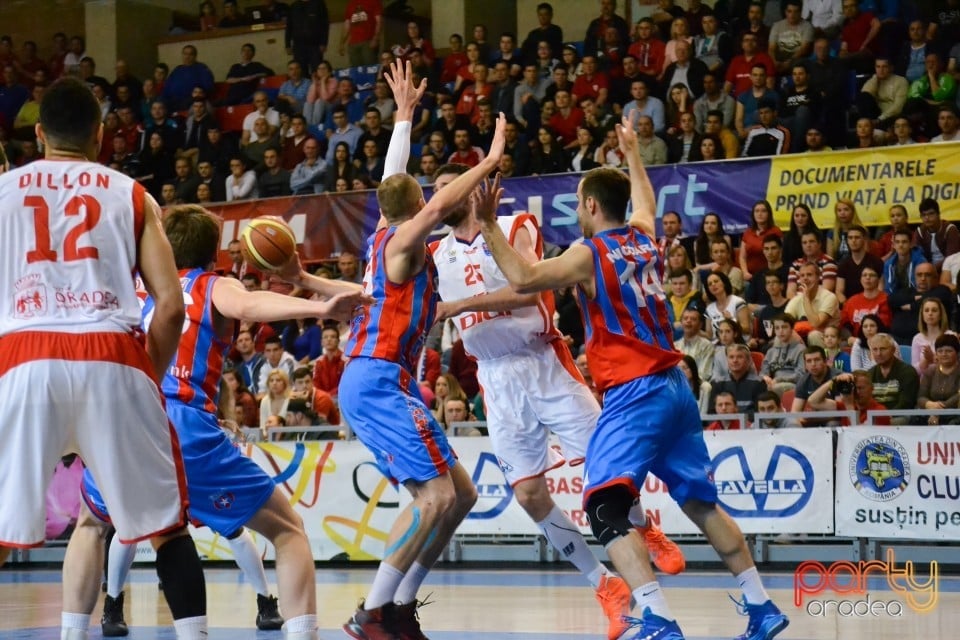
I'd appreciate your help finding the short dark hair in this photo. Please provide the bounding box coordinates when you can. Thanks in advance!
[242,42,256,55]
[762,235,782,247]
[293,366,312,381]
[848,224,868,236]
[39,77,102,153]
[669,269,693,284]
[919,198,940,214]
[706,109,724,121]
[537,2,553,12]
[162,205,221,269]
[773,313,797,328]
[757,390,781,406]
[804,345,826,359]
[435,163,469,179]
[264,336,282,348]
[580,167,630,222]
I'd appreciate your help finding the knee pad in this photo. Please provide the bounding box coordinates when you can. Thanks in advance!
[584,485,636,547]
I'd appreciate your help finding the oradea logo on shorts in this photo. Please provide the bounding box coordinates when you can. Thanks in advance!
[711,445,814,517]
[849,435,911,501]
[466,451,513,520]
[794,550,939,617]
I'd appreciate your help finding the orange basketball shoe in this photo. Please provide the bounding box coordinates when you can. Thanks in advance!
[595,574,632,640]
[639,523,686,575]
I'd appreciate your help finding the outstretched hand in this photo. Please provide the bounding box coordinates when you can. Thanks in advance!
[318,290,373,323]
[471,174,504,226]
[384,59,427,113]
[486,113,508,164]
[615,112,639,155]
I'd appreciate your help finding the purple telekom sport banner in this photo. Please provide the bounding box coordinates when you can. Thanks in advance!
[207,142,960,270]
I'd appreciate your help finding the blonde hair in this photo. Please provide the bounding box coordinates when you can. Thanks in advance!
[828,198,863,257]
[377,174,423,223]
[918,297,949,335]
[266,369,291,399]
[433,373,468,426]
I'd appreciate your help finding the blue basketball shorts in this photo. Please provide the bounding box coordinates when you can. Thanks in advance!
[582,366,718,508]
[339,357,456,485]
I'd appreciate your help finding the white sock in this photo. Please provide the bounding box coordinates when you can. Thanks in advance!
[173,615,208,639]
[737,567,770,605]
[632,582,673,621]
[365,563,405,609]
[536,505,606,588]
[395,561,431,604]
[228,529,270,597]
[628,497,648,528]
[283,613,317,639]
[60,612,89,640]
[107,538,138,599]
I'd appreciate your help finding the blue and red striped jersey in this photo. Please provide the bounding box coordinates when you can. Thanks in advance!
[576,226,681,391]
[346,226,439,374]
[142,268,229,412]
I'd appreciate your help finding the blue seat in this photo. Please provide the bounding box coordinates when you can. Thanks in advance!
[899,344,911,363]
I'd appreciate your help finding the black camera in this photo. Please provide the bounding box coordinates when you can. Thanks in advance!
[834,379,854,395]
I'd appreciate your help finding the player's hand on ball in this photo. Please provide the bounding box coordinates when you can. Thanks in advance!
[276,252,304,281]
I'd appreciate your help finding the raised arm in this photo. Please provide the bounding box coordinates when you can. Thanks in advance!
[476,175,595,295]
[383,59,426,180]
[388,114,507,256]
[616,113,657,236]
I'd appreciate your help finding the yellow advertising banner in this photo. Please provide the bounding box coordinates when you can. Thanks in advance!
[765,142,960,228]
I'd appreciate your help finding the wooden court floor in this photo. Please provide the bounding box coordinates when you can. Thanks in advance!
[0,567,956,639]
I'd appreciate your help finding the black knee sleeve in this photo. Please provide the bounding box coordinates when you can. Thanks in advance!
[225,527,244,540]
[156,535,207,620]
[585,485,636,547]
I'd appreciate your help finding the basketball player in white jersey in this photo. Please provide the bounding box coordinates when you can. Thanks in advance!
[0,78,208,639]
[376,61,684,640]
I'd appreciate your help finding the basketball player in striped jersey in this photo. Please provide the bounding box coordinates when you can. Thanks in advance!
[339,60,508,640]
[73,204,367,640]
[475,117,789,640]
[0,77,207,640]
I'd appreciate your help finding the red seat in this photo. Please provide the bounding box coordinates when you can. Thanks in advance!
[260,75,286,89]
[216,104,256,132]
[781,388,796,412]
[751,350,764,373]
[211,82,231,103]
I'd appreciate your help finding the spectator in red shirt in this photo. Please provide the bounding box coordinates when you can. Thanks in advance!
[292,367,340,425]
[447,127,485,167]
[724,32,775,96]
[455,64,492,124]
[629,18,666,87]
[707,391,742,430]
[441,34,469,85]
[839,0,880,73]
[312,325,346,396]
[571,55,609,107]
[340,0,382,67]
[548,90,585,147]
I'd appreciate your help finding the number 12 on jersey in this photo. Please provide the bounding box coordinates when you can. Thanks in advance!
[25,194,101,263]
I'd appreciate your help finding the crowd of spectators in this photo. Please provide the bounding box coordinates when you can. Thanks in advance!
[667,195,960,429]
[2,0,960,434]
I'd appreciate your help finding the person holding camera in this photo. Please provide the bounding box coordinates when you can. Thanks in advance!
[806,370,890,426]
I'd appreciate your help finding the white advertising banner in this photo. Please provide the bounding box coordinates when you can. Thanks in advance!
[836,426,960,540]
[185,429,834,562]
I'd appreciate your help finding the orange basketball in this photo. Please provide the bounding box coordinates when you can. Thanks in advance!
[239,217,297,271]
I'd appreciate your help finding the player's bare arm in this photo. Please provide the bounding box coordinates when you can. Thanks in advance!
[477,176,596,296]
[436,225,540,321]
[137,193,186,380]
[616,114,657,237]
[211,276,366,324]
[386,114,507,282]
[276,253,365,296]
